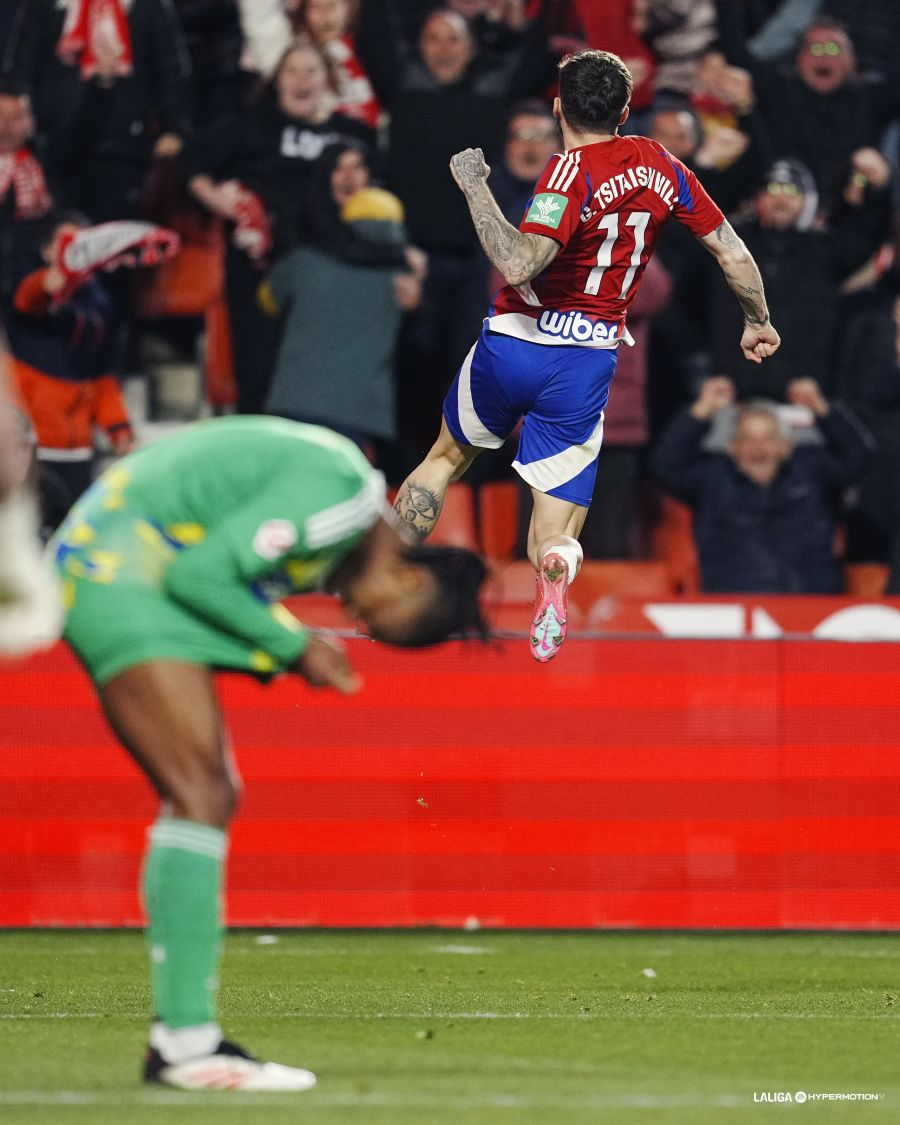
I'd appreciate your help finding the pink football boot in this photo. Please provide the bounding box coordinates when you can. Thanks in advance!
[529,553,569,662]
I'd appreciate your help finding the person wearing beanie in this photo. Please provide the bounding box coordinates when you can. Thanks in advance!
[259,143,425,457]
[710,152,892,399]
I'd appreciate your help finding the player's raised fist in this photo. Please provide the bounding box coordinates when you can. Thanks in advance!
[450,148,491,192]
[740,321,780,365]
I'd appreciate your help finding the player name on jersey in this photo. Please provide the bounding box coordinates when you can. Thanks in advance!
[589,165,676,211]
[490,135,724,347]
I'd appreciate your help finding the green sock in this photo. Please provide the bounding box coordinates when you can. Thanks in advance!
[142,817,227,1030]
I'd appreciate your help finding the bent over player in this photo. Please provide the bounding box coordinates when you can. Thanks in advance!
[51,416,487,1091]
[393,50,781,660]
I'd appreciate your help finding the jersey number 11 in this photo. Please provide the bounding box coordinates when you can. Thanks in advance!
[584,211,650,300]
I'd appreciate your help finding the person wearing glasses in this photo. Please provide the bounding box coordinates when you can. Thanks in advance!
[715,7,900,208]
[708,156,892,401]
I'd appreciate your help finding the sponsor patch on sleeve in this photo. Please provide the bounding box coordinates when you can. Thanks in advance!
[252,519,299,560]
[524,192,568,229]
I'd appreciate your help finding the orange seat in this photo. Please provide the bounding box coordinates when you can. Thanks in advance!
[386,483,479,550]
[427,483,479,551]
[844,563,889,598]
[486,560,538,605]
[650,495,699,594]
[484,560,585,632]
[572,560,674,613]
[478,481,519,561]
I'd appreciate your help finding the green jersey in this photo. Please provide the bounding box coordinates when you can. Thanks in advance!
[53,417,385,678]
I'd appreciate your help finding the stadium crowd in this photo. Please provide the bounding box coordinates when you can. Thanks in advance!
[2,0,900,595]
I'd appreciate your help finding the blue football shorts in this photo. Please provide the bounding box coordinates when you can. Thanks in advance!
[442,325,619,507]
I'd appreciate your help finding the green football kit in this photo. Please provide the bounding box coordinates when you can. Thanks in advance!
[52,416,385,683]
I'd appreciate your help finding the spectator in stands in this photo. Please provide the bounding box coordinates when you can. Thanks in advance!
[633,0,718,100]
[645,106,736,438]
[4,210,134,529]
[571,1,654,120]
[7,0,192,222]
[856,290,900,588]
[177,0,247,125]
[716,6,900,208]
[260,152,424,455]
[0,83,51,223]
[0,81,54,305]
[489,99,560,285]
[0,4,25,65]
[651,375,874,593]
[649,101,760,214]
[183,37,374,411]
[709,155,893,399]
[821,1,900,80]
[580,256,672,558]
[238,0,381,127]
[0,332,64,655]
[357,1,556,459]
[689,48,756,145]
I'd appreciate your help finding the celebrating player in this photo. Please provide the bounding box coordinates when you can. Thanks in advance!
[51,415,487,1091]
[392,49,781,661]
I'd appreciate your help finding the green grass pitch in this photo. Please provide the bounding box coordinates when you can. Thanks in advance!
[0,930,898,1123]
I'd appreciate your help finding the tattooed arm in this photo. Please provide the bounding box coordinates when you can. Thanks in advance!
[700,219,781,364]
[450,147,559,286]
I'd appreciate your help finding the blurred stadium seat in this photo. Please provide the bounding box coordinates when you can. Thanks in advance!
[572,560,674,610]
[478,481,519,561]
[650,495,699,594]
[424,483,480,550]
[844,563,889,598]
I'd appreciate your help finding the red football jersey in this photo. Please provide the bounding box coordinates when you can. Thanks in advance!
[489,134,724,348]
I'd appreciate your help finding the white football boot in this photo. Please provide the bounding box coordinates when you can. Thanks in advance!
[144,1039,317,1091]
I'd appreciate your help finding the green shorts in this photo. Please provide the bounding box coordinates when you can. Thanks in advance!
[63,578,278,685]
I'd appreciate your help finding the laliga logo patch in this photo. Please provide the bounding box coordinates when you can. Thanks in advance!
[253,519,298,560]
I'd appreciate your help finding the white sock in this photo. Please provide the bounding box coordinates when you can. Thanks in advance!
[151,1021,222,1063]
[542,541,582,586]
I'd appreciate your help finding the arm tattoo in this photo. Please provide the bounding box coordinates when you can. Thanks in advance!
[463,179,558,285]
[714,220,742,250]
[454,149,490,191]
[712,221,769,325]
[392,481,442,539]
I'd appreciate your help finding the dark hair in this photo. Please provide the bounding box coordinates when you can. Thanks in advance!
[804,15,853,43]
[558,50,633,134]
[27,207,89,254]
[256,36,340,108]
[506,98,556,127]
[290,0,359,40]
[397,544,489,648]
[0,79,30,100]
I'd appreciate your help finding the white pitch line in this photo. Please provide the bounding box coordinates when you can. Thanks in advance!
[1,1009,898,1022]
[0,1090,750,1110]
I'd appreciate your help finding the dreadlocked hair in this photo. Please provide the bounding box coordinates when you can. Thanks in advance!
[398,544,490,648]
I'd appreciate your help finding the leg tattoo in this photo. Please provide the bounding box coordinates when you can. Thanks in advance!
[393,481,442,539]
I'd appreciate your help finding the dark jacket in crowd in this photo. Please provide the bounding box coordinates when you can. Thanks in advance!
[6,0,192,199]
[651,403,875,593]
[357,0,556,253]
[822,0,900,79]
[181,100,374,252]
[716,0,900,205]
[710,197,891,398]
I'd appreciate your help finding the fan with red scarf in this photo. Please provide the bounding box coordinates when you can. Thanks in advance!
[52,221,180,308]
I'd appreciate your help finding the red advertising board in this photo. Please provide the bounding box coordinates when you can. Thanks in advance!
[2,624,899,929]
